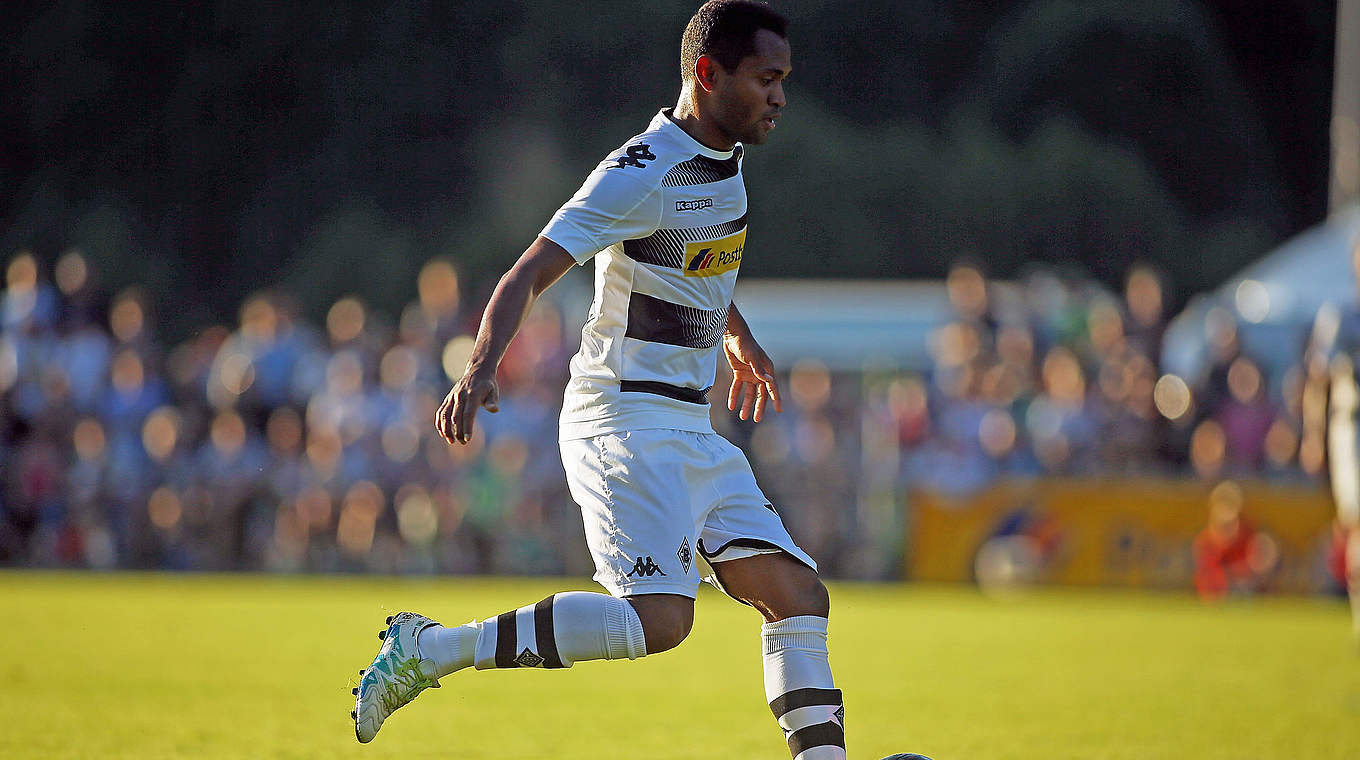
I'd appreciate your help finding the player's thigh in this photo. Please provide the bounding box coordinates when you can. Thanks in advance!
[693,433,823,618]
[695,434,817,567]
[709,551,829,621]
[560,431,706,598]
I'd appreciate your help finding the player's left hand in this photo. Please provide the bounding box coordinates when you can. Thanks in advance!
[723,332,782,422]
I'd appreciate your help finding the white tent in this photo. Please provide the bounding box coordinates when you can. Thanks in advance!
[1163,205,1360,381]
[544,273,951,374]
[734,279,950,371]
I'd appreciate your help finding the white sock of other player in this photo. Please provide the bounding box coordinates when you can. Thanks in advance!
[416,591,646,677]
[763,615,846,760]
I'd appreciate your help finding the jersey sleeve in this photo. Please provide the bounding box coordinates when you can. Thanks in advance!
[539,165,663,265]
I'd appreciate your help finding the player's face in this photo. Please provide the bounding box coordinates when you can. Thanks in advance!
[711,29,791,145]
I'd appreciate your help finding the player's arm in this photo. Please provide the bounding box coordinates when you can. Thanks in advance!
[438,145,659,443]
[435,237,575,445]
[723,302,782,422]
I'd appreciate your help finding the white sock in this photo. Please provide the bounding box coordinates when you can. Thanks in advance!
[417,622,479,679]
[539,591,647,665]
[418,592,646,676]
[763,615,846,760]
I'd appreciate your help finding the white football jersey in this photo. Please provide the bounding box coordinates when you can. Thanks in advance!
[541,109,748,440]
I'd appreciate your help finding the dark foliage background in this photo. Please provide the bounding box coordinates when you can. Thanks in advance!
[0,0,1337,338]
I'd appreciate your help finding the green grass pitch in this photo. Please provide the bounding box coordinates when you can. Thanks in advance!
[2,572,1358,759]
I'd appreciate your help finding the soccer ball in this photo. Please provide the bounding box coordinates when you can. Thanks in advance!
[880,755,933,760]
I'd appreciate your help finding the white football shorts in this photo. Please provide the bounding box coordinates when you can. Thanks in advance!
[560,428,817,599]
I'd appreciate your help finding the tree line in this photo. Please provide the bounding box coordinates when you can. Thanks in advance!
[0,0,1335,338]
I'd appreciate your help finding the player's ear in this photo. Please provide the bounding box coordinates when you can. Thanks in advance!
[694,55,719,93]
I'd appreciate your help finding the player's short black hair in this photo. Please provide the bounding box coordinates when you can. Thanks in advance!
[680,0,788,82]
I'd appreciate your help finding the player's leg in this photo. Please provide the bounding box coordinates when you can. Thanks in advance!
[421,428,705,670]
[1348,526,1360,640]
[708,549,829,620]
[354,430,705,742]
[1328,355,1360,639]
[710,551,845,760]
[692,430,845,760]
[414,591,691,677]
[624,593,695,653]
[353,589,652,742]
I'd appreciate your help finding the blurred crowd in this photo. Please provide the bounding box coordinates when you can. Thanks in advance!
[888,261,1318,493]
[0,250,1331,576]
[0,250,581,575]
[733,261,1328,576]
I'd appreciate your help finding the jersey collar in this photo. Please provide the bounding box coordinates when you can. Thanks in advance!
[656,108,739,160]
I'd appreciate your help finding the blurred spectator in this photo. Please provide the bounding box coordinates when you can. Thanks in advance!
[1123,264,1166,363]
[1193,481,1279,599]
[1215,357,1276,470]
[2,252,60,333]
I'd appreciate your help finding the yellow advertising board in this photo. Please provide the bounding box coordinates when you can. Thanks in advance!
[906,478,1338,593]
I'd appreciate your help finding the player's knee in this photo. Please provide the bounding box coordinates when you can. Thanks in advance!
[714,553,830,622]
[766,568,829,621]
[626,595,694,654]
[792,572,830,619]
[750,567,829,622]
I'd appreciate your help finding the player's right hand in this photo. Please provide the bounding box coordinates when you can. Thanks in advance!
[436,365,499,445]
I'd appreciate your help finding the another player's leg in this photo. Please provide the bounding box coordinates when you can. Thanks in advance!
[1327,355,1360,641]
[353,591,654,742]
[1348,526,1360,641]
[710,551,847,760]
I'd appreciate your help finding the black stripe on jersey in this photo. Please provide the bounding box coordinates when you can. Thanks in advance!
[661,147,743,188]
[769,688,844,719]
[622,215,747,269]
[625,292,729,349]
[786,720,846,757]
[619,380,711,405]
[533,596,565,669]
[494,611,517,668]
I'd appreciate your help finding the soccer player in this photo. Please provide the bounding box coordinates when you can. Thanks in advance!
[1305,240,1360,641]
[351,2,855,758]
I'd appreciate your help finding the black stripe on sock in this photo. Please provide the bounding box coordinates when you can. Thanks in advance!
[534,595,564,669]
[494,611,517,668]
[769,687,843,719]
[787,720,846,757]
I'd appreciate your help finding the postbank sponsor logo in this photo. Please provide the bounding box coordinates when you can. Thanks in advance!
[683,228,745,277]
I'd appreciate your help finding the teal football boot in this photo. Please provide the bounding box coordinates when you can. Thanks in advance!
[351,612,442,743]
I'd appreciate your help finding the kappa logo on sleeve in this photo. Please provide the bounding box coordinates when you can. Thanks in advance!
[608,143,657,170]
[682,228,746,277]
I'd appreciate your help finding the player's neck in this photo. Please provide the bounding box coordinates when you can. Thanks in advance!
[671,96,735,152]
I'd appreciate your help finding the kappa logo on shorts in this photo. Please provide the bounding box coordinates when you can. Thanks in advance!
[626,556,667,577]
[677,537,692,574]
[608,143,656,170]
